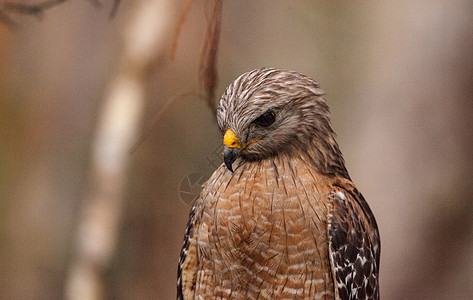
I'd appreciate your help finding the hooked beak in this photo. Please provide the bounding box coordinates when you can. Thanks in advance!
[222,128,263,172]
[223,129,241,172]
[223,145,240,172]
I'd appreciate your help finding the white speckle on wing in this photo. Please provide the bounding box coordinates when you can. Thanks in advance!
[335,191,346,200]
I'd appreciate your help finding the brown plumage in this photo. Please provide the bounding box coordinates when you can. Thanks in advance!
[178,68,380,299]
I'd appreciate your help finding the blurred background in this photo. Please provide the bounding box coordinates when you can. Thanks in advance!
[1,0,473,299]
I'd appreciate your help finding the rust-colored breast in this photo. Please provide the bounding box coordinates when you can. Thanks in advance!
[194,156,335,299]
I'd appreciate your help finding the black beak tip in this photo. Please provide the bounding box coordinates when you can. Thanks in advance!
[223,145,239,173]
[224,160,234,173]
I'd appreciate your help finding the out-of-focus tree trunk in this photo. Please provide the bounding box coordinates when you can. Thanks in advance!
[64,0,175,299]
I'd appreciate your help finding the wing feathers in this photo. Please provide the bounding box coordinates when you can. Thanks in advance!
[177,205,198,300]
[328,183,380,300]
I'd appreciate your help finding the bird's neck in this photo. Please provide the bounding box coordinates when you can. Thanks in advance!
[306,135,350,180]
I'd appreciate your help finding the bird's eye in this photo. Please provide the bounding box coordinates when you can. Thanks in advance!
[253,110,276,127]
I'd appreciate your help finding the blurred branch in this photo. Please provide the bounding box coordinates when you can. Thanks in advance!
[129,91,204,155]
[64,0,173,299]
[0,0,120,27]
[129,0,223,154]
[3,0,70,17]
[170,0,222,118]
[199,0,222,116]
[171,0,195,60]
[108,0,120,18]
[0,8,17,27]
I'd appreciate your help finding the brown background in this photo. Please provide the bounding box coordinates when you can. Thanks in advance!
[1,1,472,299]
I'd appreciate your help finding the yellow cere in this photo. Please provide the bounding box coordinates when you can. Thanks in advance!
[224,129,241,148]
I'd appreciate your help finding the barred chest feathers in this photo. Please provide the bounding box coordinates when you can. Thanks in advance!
[195,156,335,298]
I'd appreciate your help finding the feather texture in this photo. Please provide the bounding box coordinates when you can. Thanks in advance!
[177,68,380,299]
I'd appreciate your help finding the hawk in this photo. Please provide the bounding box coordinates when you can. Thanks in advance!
[177,68,380,299]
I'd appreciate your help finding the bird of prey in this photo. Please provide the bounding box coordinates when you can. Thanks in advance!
[177,68,380,299]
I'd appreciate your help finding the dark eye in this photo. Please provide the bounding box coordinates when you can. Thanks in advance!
[253,110,276,127]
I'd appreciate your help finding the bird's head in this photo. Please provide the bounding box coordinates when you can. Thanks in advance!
[217,67,346,176]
